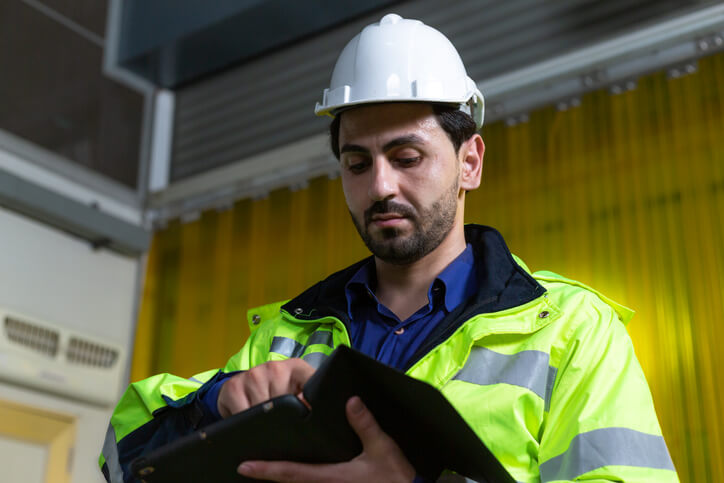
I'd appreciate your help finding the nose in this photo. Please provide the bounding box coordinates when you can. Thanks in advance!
[368,158,397,201]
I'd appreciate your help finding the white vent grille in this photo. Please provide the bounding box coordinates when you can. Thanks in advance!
[0,307,126,407]
[67,337,118,368]
[4,316,59,357]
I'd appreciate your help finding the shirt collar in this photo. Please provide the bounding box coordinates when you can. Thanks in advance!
[344,259,376,321]
[344,244,478,318]
[436,243,478,312]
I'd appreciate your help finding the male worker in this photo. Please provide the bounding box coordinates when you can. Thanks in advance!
[101,14,678,482]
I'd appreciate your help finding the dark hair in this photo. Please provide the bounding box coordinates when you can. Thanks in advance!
[329,104,477,159]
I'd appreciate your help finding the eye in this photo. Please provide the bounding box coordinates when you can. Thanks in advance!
[395,156,421,166]
[390,147,422,166]
[344,158,370,174]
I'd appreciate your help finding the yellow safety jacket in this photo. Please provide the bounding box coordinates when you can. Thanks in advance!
[100,225,678,482]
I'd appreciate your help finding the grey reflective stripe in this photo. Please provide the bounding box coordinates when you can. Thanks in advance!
[539,427,675,482]
[303,351,329,368]
[270,332,334,359]
[102,424,124,483]
[453,347,557,409]
[188,376,202,384]
[307,330,334,347]
[270,336,305,358]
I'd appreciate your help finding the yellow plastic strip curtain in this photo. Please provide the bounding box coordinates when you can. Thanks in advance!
[134,52,724,481]
[133,178,370,380]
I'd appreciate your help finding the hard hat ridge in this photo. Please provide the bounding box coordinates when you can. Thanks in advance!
[315,13,485,128]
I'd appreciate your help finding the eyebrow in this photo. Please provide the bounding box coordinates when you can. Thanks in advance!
[340,134,426,155]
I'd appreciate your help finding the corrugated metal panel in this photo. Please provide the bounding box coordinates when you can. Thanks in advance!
[171,0,707,181]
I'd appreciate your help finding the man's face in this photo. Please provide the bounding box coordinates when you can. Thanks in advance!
[338,103,463,265]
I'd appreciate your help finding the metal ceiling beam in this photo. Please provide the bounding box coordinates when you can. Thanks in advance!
[147,132,336,225]
[0,168,150,256]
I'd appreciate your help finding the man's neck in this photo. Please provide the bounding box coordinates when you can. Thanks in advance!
[374,226,467,321]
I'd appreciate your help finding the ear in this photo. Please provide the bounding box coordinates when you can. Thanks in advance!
[459,134,484,191]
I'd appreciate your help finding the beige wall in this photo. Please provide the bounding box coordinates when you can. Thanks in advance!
[0,151,141,482]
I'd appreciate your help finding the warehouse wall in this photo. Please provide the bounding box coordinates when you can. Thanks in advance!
[0,161,140,482]
[134,52,724,481]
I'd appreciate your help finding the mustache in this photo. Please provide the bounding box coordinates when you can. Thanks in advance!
[364,200,416,225]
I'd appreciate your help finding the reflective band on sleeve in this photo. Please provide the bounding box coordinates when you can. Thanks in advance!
[102,424,124,483]
[188,376,202,384]
[307,330,334,347]
[303,351,329,368]
[270,336,306,358]
[453,347,557,409]
[539,427,675,482]
[270,332,334,359]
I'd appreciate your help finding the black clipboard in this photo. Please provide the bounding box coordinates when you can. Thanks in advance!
[130,346,515,482]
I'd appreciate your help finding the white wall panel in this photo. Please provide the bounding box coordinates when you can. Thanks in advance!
[0,204,138,344]
[0,436,47,483]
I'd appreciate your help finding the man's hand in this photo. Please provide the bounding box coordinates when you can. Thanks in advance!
[237,396,416,483]
[217,359,315,418]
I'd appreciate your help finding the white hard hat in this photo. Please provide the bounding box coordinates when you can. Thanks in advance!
[315,13,484,128]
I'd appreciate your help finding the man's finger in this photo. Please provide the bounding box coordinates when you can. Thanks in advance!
[268,363,293,399]
[238,460,338,483]
[289,359,316,392]
[297,391,311,410]
[243,381,271,408]
[267,359,315,401]
[218,376,251,418]
[219,386,249,418]
[345,396,385,448]
[218,359,316,419]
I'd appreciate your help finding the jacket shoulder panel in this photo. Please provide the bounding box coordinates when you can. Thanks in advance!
[246,300,289,332]
[533,270,634,325]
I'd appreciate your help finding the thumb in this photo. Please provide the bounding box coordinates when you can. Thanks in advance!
[345,396,385,448]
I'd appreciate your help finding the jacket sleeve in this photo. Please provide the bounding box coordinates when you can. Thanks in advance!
[99,328,264,482]
[537,295,679,482]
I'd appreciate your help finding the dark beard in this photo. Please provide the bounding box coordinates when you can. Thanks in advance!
[350,178,459,265]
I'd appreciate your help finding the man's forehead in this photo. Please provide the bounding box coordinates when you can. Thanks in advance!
[338,103,443,145]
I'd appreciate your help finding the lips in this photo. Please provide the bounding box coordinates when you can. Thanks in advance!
[369,213,407,228]
[371,213,405,221]
[364,200,415,227]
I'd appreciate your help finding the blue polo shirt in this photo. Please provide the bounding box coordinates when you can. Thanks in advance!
[345,243,478,370]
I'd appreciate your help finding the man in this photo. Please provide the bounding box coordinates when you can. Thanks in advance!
[101,14,678,482]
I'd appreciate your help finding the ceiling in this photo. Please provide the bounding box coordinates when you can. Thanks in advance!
[4,0,720,192]
[0,0,144,189]
[2,0,723,231]
[116,0,401,89]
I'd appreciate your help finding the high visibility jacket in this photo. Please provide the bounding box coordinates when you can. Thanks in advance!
[100,225,678,482]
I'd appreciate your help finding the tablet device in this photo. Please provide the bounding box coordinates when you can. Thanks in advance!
[130,393,352,482]
[131,346,515,482]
